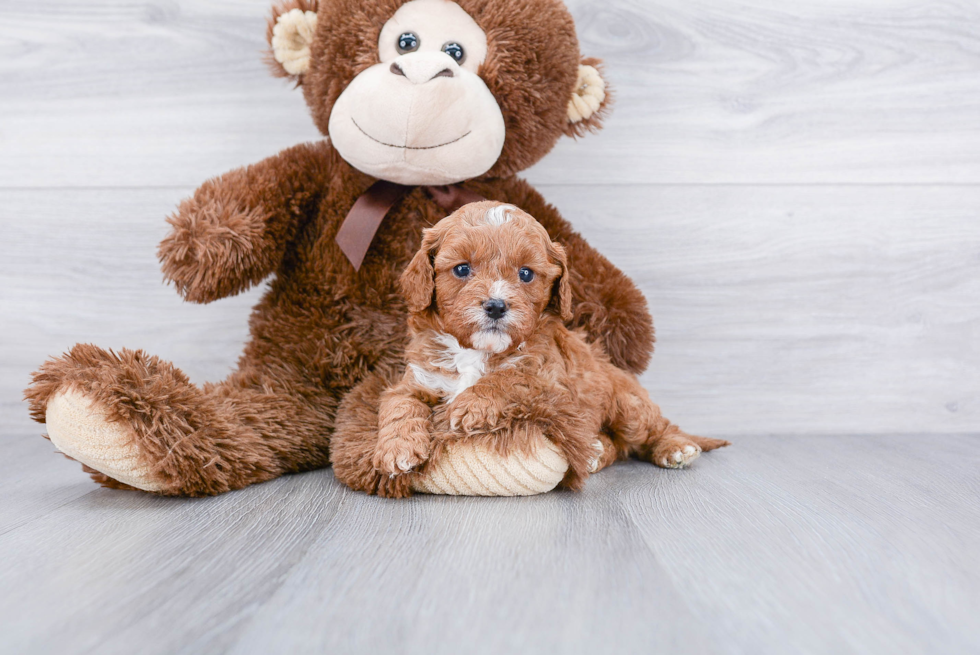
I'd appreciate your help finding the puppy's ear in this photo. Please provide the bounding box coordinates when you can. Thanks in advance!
[400,227,443,314]
[546,241,573,322]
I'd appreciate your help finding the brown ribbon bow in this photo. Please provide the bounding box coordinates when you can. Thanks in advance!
[335,182,486,271]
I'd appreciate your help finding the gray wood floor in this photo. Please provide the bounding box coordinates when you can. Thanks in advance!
[1,433,978,654]
[1,0,979,653]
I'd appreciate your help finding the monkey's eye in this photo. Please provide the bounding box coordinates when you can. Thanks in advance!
[397,32,420,54]
[519,267,534,283]
[453,263,471,279]
[442,42,465,64]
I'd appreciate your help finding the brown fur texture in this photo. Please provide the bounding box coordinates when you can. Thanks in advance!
[25,0,655,496]
[331,203,727,497]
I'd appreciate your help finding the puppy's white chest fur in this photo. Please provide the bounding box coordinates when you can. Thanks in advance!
[410,333,488,402]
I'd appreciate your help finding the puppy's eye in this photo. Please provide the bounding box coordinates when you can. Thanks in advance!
[442,42,465,64]
[519,267,534,283]
[397,32,420,54]
[453,263,471,279]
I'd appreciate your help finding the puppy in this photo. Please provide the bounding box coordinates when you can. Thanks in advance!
[373,201,729,487]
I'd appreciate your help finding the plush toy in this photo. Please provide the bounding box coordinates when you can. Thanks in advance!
[26,0,655,497]
[331,203,729,498]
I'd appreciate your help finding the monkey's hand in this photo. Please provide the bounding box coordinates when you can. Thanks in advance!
[159,141,333,303]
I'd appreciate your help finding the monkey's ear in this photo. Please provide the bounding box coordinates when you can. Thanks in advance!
[564,58,612,138]
[400,227,444,314]
[546,241,573,322]
[266,1,319,80]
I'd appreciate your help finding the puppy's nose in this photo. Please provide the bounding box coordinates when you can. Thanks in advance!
[483,299,508,320]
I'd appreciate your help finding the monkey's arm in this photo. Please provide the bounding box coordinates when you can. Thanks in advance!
[558,231,655,374]
[158,141,336,303]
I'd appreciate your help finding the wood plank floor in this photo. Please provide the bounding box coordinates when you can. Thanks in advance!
[1,432,977,654]
[2,0,979,652]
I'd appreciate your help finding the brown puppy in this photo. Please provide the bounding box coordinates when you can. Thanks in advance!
[373,201,729,485]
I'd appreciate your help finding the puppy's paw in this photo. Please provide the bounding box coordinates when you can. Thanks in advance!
[588,439,604,473]
[373,419,431,477]
[652,440,702,469]
[448,393,501,435]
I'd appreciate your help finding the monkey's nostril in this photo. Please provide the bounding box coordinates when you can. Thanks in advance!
[390,62,406,77]
[433,68,454,79]
[483,299,508,320]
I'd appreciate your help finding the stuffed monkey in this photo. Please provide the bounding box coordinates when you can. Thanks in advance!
[26,0,654,497]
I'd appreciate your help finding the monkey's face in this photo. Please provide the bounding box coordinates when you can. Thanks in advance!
[268,0,611,183]
[327,0,505,185]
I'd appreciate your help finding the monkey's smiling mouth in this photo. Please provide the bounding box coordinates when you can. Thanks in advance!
[352,118,471,150]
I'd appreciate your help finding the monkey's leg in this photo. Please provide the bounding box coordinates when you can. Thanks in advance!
[26,344,335,496]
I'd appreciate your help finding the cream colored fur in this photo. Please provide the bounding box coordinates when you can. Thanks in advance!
[568,65,606,123]
[410,434,568,496]
[272,9,318,76]
[482,204,516,226]
[660,444,701,468]
[45,389,164,492]
[411,332,488,402]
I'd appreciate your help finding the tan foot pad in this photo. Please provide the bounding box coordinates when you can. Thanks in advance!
[410,436,568,496]
[46,389,164,492]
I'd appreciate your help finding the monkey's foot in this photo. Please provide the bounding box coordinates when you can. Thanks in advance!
[411,435,568,496]
[45,388,164,492]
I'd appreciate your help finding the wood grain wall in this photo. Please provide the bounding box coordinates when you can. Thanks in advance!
[1,0,978,437]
